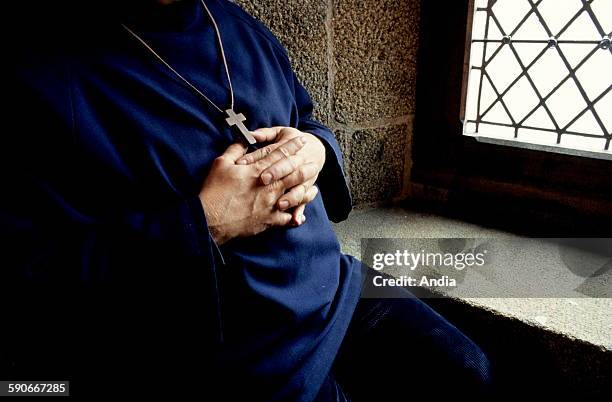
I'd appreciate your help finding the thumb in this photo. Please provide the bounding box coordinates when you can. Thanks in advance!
[251,126,285,143]
[223,142,249,162]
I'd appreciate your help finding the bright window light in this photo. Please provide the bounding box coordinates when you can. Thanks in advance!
[463,0,612,156]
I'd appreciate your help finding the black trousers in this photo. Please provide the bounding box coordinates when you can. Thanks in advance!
[315,269,493,401]
[3,270,492,400]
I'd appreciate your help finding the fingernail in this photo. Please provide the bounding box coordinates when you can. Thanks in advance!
[236,159,247,165]
[301,215,306,224]
[299,136,307,145]
[279,200,289,210]
[262,173,272,185]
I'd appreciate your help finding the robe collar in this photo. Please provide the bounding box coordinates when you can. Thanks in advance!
[120,0,202,33]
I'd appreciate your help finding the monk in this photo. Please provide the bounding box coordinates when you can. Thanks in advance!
[1,1,491,400]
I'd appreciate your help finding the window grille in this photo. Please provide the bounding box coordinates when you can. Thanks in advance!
[463,0,611,157]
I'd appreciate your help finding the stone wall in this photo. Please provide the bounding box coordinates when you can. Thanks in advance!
[234,0,421,205]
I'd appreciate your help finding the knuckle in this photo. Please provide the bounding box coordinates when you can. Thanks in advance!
[290,137,304,149]
[264,194,277,207]
[298,185,307,201]
[262,146,273,157]
[286,157,297,172]
[285,171,300,188]
[278,146,291,159]
[285,192,298,205]
[265,182,277,193]
[273,179,286,191]
[249,169,261,180]
[285,128,300,137]
[265,183,281,197]
[298,166,308,181]
[254,160,267,174]
[284,190,301,207]
[268,166,281,179]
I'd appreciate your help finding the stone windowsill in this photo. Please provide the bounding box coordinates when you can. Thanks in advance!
[332,206,611,351]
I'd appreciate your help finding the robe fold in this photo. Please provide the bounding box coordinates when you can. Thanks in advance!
[1,1,362,400]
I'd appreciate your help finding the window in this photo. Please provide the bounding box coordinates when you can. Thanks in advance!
[463,0,611,158]
[411,0,612,234]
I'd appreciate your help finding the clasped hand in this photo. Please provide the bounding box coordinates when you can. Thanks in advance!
[199,127,326,245]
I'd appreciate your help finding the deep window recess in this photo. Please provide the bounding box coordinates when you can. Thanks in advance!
[463,0,611,158]
[412,0,612,233]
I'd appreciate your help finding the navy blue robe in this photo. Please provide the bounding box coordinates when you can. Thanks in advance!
[2,1,362,400]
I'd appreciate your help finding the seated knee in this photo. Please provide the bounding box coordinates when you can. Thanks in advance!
[457,340,493,393]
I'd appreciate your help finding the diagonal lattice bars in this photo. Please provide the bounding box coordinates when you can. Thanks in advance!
[464,0,612,152]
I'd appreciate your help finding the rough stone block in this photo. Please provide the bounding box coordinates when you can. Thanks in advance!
[332,0,420,125]
[339,124,410,204]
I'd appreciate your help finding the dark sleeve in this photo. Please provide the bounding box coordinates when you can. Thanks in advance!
[292,75,353,222]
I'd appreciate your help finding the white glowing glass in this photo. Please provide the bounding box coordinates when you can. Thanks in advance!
[463,0,612,155]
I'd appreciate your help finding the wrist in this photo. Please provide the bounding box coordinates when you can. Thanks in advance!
[199,190,232,245]
[208,224,231,246]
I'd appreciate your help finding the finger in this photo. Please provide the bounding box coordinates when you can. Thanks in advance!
[281,163,319,189]
[290,186,318,226]
[277,184,307,211]
[261,154,306,186]
[302,185,319,204]
[269,211,293,227]
[256,136,307,183]
[222,142,249,162]
[235,142,282,165]
[251,126,285,143]
[289,185,319,215]
[291,204,307,226]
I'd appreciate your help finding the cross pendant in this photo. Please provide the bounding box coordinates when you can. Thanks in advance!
[225,109,256,146]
